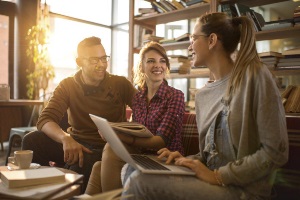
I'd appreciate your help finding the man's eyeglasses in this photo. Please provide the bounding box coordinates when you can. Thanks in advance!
[82,56,110,64]
[190,34,207,45]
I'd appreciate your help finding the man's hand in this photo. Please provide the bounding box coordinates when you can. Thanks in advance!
[61,135,93,167]
[157,148,184,164]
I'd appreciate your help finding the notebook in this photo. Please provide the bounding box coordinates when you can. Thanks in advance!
[89,114,195,175]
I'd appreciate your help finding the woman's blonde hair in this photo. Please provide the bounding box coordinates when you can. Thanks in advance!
[199,12,262,103]
[134,41,170,88]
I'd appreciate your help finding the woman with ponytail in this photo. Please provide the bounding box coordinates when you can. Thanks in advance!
[122,12,288,200]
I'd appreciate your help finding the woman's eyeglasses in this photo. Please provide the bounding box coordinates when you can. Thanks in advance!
[189,34,207,45]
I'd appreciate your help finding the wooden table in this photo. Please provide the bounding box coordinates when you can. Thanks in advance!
[0,100,44,150]
[0,166,83,200]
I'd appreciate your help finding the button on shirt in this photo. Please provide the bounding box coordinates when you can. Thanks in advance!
[132,81,185,154]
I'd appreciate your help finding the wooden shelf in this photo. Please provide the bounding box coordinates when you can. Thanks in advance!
[129,0,300,82]
[256,26,300,41]
[167,68,210,79]
[272,69,300,76]
[134,3,210,26]
[134,41,190,53]
[220,0,289,7]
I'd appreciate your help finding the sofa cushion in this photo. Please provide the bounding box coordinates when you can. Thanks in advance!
[181,113,199,156]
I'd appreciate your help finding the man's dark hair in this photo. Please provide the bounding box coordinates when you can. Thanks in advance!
[77,36,102,56]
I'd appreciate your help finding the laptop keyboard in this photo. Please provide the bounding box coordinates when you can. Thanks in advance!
[131,155,170,171]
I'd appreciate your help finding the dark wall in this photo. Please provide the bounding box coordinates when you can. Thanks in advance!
[15,0,38,99]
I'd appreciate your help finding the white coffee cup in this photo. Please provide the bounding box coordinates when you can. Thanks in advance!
[8,150,33,169]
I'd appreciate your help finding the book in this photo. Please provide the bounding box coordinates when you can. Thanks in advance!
[108,122,153,137]
[247,10,262,31]
[159,38,176,43]
[279,57,300,63]
[259,51,283,58]
[0,167,65,189]
[138,8,156,14]
[261,19,294,31]
[234,3,251,17]
[277,62,300,67]
[152,1,168,13]
[162,0,177,11]
[245,11,259,32]
[0,173,83,199]
[169,55,189,62]
[282,47,300,56]
[175,33,190,41]
[170,0,185,10]
[185,0,209,6]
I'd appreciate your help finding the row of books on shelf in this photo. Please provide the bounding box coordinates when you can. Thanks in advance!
[282,85,300,113]
[168,55,211,75]
[219,3,300,32]
[134,27,190,47]
[137,0,210,16]
[169,55,191,74]
[259,48,300,70]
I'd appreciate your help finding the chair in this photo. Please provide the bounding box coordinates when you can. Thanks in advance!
[5,111,69,165]
[5,126,37,165]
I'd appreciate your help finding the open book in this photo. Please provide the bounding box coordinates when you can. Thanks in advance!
[108,122,153,137]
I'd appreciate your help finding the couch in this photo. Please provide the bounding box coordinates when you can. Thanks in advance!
[126,109,300,199]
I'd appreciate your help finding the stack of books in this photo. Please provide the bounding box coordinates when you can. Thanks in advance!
[282,85,300,113]
[137,7,158,17]
[143,34,165,45]
[134,26,154,48]
[168,55,191,74]
[277,47,300,70]
[261,18,294,31]
[0,167,65,189]
[294,6,300,27]
[159,33,190,44]
[259,51,283,69]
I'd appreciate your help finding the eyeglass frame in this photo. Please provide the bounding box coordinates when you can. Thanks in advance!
[189,34,208,45]
[80,55,110,65]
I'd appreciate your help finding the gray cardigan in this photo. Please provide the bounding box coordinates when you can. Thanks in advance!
[194,65,289,198]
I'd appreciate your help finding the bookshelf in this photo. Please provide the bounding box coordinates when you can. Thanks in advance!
[128,0,214,81]
[128,0,300,100]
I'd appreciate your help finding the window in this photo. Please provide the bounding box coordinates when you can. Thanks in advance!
[0,15,9,85]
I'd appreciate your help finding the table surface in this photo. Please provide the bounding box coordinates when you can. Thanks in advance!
[0,166,83,200]
[0,99,44,106]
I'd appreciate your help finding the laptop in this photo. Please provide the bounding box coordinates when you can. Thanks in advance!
[89,114,195,175]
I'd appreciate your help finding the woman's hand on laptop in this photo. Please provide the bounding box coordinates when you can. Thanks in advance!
[174,157,215,183]
[157,148,184,165]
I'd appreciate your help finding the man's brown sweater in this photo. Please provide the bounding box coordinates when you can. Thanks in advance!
[37,70,136,146]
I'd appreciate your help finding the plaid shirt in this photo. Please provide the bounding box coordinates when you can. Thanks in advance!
[132,81,185,154]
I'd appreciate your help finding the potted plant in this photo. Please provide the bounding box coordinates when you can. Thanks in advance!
[26,2,54,100]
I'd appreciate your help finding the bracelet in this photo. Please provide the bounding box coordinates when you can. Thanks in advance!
[130,136,136,146]
[214,169,225,186]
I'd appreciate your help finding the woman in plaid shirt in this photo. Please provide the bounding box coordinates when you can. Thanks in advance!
[85,41,186,195]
